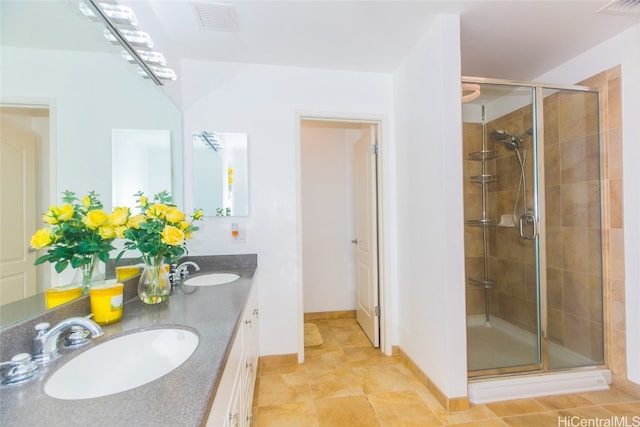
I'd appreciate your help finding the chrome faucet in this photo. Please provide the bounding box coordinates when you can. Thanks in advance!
[32,317,103,364]
[170,261,200,286]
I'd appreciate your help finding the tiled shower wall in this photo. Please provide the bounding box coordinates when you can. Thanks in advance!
[464,67,624,366]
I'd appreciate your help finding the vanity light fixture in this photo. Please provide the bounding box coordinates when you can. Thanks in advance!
[78,2,137,26]
[104,29,154,49]
[194,131,223,151]
[80,0,177,85]
[122,50,167,66]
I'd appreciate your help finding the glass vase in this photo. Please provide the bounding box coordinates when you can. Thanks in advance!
[73,255,103,295]
[138,260,170,304]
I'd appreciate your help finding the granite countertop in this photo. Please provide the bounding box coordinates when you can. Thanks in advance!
[0,258,256,427]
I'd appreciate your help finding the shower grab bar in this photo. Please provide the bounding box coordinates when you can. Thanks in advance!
[518,212,538,240]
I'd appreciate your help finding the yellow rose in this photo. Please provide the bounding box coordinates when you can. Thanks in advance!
[114,225,127,238]
[126,214,146,229]
[31,228,55,249]
[161,225,185,246]
[83,209,108,229]
[98,226,116,240]
[165,207,185,223]
[193,210,203,220]
[43,204,74,224]
[109,207,129,226]
[56,204,74,222]
[148,204,169,219]
[139,195,148,208]
[82,196,91,207]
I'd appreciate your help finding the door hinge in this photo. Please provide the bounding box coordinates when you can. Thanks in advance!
[374,306,380,317]
[371,144,378,155]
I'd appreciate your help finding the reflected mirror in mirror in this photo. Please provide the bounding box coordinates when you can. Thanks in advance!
[0,0,182,328]
[112,129,172,208]
[193,132,248,216]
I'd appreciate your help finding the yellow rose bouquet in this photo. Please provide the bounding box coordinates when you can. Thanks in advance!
[30,191,120,294]
[119,191,202,304]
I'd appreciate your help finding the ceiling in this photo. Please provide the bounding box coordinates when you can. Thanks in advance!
[2,1,639,81]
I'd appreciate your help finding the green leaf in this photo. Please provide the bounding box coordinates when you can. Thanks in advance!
[55,260,69,273]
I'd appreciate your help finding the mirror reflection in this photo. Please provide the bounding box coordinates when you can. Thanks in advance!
[0,0,182,327]
[112,129,172,208]
[193,132,249,217]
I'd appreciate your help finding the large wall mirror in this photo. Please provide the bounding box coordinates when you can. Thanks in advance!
[0,1,182,327]
[193,131,249,217]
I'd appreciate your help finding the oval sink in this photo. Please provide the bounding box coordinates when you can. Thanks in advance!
[183,273,240,286]
[45,328,198,400]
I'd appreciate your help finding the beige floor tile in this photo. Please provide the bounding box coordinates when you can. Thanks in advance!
[368,391,443,427]
[534,393,594,410]
[308,367,364,399]
[485,398,547,417]
[434,403,501,425]
[448,419,508,427]
[256,402,319,427]
[315,395,381,427]
[354,364,416,394]
[254,317,639,427]
[256,373,313,407]
[601,401,640,416]
[580,388,640,405]
[501,412,559,426]
[303,348,347,372]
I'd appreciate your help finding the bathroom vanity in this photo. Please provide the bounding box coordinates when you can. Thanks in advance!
[0,255,259,427]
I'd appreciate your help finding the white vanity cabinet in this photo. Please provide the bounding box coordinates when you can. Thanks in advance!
[206,284,259,427]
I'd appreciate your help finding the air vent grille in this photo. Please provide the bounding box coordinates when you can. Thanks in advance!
[598,0,640,16]
[191,2,237,32]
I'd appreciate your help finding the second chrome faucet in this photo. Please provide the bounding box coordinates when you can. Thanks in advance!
[32,317,103,364]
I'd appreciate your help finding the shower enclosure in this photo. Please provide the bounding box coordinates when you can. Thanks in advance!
[462,78,605,377]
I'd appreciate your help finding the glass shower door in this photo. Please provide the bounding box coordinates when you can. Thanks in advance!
[463,84,542,375]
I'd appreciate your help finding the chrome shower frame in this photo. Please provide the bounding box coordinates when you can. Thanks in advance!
[462,76,607,378]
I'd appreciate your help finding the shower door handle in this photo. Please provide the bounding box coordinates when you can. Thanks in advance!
[518,213,537,240]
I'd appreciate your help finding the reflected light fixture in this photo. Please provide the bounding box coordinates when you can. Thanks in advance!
[80,0,177,85]
[462,83,481,103]
[194,131,223,151]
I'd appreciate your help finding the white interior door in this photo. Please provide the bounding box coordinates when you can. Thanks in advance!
[0,117,38,305]
[354,125,379,347]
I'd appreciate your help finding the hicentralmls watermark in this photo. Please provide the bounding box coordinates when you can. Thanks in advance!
[558,416,640,427]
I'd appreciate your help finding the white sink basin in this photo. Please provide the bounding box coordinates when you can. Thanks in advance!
[44,328,199,400]
[183,273,240,286]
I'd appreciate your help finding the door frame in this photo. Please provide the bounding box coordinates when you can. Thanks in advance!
[296,112,389,361]
[1,97,56,292]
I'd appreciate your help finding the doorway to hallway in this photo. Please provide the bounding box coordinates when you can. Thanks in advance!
[300,118,382,353]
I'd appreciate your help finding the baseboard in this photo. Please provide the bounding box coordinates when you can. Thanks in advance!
[468,369,611,404]
[395,345,470,412]
[304,310,356,321]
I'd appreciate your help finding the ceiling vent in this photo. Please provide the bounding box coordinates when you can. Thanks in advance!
[191,2,237,32]
[597,0,640,16]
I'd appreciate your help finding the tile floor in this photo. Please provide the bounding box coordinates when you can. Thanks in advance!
[254,318,640,426]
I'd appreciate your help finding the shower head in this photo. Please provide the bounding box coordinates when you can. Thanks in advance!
[490,128,532,150]
[490,129,519,150]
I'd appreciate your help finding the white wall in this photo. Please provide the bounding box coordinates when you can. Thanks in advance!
[301,124,362,313]
[392,14,467,399]
[180,60,392,356]
[535,23,640,386]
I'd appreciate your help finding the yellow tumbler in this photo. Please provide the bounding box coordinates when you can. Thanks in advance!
[45,284,83,309]
[115,265,141,281]
[90,283,124,325]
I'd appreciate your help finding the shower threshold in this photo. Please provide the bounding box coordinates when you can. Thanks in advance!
[466,315,610,403]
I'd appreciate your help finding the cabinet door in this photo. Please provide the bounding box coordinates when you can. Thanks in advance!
[206,334,243,427]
